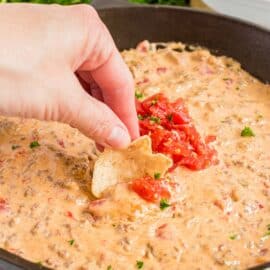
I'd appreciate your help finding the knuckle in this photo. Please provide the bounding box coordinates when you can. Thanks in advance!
[91,35,114,69]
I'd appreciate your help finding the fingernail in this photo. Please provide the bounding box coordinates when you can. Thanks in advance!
[106,126,131,148]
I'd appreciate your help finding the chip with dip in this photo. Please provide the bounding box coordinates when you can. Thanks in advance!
[92,135,172,197]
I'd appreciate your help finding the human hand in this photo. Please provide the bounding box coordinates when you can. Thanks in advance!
[0,4,139,148]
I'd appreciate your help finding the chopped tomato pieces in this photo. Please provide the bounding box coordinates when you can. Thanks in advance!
[136,93,218,171]
[66,211,74,218]
[130,176,170,202]
[205,135,217,144]
[0,198,8,212]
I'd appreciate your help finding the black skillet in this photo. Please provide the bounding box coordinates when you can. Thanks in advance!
[1,0,270,269]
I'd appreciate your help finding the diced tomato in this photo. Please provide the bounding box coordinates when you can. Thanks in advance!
[177,155,206,170]
[157,132,192,159]
[156,67,167,74]
[57,139,65,148]
[139,119,159,136]
[136,78,149,86]
[141,93,168,113]
[0,198,8,212]
[66,211,74,218]
[130,176,170,203]
[172,98,188,113]
[171,111,190,125]
[155,223,175,240]
[205,135,217,144]
[136,100,146,116]
[150,128,167,151]
[136,93,218,171]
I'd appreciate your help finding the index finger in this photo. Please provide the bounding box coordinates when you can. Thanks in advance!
[90,48,139,140]
[74,6,139,140]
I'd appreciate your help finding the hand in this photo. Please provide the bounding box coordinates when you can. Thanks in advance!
[0,4,139,148]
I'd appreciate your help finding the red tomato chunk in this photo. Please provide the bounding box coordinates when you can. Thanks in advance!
[130,176,170,202]
[0,198,8,212]
[136,93,218,171]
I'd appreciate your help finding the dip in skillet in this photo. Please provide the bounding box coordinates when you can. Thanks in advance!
[0,41,270,270]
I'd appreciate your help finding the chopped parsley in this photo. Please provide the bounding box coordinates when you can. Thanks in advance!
[160,198,170,210]
[263,224,270,237]
[11,144,20,150]
[138,114,144,120]
[68,239,75,246]
[149,116,160,124]
[151,98,157,106]
[154,172,161,179]
[136,260,144,269]
[229,234,238,240]
[107,266,113,270]
[240,127,255,137]
[29,141,40,149]
[135,91,144,99]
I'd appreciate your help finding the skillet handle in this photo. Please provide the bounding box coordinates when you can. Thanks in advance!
[91,0,137,9]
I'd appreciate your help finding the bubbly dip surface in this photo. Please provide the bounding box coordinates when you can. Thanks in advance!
[0,41,270,270]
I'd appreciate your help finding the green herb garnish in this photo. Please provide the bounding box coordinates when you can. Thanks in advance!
[241,127,255,137]
[135,91,144,99]
[68,239,75,246]
[160,198,170,210]
[11,144,20,150]
[107,265,113,270]
[229,234,238,240]
[29,141,40,149]
[138,114,144,120]
[154,172,161,179]
[149,116,160,124]
[136,260,144,269]
[151,98,157,106]
[263,224,270,237]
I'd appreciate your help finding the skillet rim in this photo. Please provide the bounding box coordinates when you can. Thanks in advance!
[96,4,270,35]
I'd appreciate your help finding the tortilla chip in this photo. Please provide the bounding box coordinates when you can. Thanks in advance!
[92,136,172,198]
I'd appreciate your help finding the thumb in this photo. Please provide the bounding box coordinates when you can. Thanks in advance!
[60,75,131,149]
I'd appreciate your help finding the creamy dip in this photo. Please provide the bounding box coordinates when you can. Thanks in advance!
[0,41,270,270]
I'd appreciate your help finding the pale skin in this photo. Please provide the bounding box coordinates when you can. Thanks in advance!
[0,4,139,148]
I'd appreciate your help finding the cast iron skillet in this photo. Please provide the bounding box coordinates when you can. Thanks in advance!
[1,1,270,269]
